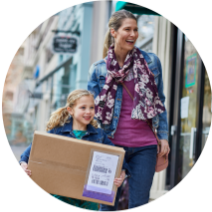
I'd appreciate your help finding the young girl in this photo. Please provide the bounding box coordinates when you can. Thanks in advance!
[20,89,126,210]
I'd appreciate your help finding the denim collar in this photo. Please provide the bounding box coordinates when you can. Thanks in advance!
[104,47,152,65]
[139,49,152,64]
[61,116,98,134]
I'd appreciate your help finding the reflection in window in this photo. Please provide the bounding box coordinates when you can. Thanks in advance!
[136,15,155,52]
[137,15,154,41]
[202,70,211,149]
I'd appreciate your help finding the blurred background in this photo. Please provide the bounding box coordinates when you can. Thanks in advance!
[2,0,211,209]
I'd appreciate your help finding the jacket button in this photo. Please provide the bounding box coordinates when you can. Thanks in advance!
[114,116,117,119]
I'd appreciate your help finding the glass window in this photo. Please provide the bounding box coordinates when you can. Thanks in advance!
[112,0,119,13]
[202,70,211,149]
[70,64,77,92]
[136,15,155,52]
[137,15,154,41]
[178,35,200,182]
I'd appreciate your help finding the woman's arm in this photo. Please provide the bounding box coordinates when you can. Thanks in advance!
[155,57,170,156]
[156,57,169,141]
[87,63,101,98]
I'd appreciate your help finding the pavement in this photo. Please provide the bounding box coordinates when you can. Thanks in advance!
[10,144,29,162]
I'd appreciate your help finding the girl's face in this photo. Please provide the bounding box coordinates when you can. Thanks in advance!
[68,95,95,130]
[111,18,138,52]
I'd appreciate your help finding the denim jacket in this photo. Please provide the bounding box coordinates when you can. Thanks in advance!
[19,117,128,171]
[87,49,168,141]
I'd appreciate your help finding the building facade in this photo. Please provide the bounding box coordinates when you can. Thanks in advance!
[23,14,59,133]
[31,1,112,132]
[2,38,35,145]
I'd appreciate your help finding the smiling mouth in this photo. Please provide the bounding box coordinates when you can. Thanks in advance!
[84,116,91,121]
[126,40,134,44]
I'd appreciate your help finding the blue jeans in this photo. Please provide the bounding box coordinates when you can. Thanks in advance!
[100,145,157,210]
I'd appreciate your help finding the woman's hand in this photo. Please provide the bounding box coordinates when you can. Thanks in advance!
[114,170,126,187]
[158,139,170,157]
[20,162,32,176]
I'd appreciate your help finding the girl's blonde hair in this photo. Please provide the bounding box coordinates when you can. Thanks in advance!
[46,89,98,131]
[103,9,137,58]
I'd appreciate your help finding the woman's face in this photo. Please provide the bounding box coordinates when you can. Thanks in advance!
[111,18,138,52]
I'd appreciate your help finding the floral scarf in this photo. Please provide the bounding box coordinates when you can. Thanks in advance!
[94,45,165,124]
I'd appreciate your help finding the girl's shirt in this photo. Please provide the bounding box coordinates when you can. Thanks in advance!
[73,130,87,139]
[52,129,99,210]
[110,70,157,148]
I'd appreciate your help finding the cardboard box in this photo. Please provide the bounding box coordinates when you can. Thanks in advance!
[28,131,125,206]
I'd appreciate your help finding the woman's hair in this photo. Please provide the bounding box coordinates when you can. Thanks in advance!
[46,89,98,131]
[103,9,137,58]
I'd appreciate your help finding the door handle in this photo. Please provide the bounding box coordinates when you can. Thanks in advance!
[171,125,177,136]
[189,127,196,159]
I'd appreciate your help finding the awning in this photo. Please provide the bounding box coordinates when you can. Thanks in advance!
[115,1,160,16]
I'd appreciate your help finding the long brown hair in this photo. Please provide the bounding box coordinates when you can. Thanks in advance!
[46,89,98,131]
[102,9,137,58]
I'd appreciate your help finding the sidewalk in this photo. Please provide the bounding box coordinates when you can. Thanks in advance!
[10,144,29,162]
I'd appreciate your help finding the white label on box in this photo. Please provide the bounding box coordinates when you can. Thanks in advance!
[86,151,119,194]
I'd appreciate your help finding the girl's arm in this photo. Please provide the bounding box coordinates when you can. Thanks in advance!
[19,144,32,176]
[19,143,32,164]
[19,129,56,164]
[19,130,55,175]
[20,162,31,176]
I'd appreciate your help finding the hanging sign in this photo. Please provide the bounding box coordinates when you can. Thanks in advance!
[52,35,78,54]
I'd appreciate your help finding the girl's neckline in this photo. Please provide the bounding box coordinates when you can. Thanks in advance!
[73,130,86,132]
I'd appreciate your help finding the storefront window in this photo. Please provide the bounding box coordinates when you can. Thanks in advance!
[178,36,200,181]
[70,64,77,92]
[202,70,211,149]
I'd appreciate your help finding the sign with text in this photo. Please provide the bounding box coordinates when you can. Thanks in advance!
[181,96,189,119]
[52,35,78,54]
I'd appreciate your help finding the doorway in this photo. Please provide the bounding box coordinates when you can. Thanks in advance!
[168,30,211,188]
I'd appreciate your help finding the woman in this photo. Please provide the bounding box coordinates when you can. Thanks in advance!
[88,10,170,210]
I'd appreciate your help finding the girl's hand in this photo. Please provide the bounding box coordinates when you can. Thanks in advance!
[20,162,32,176]
[114,170,126,187]
[158,139,170,157]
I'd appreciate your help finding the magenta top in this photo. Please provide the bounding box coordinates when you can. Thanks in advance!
[110,78,157,148]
